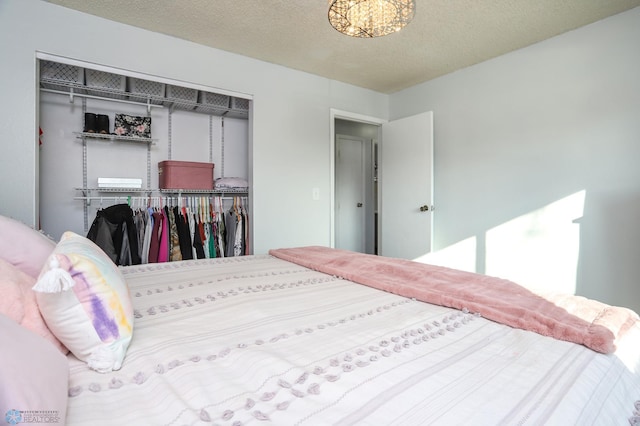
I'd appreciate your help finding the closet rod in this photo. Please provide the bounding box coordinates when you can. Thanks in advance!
[74,195,246,203]
[40,88,165,111]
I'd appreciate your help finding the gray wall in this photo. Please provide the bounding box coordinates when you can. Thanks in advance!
[391,7,640,312]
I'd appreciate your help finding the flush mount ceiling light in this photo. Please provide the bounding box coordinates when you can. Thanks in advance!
[328,0,416,38]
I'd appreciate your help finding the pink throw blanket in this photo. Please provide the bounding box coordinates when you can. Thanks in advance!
[269,246,639,354]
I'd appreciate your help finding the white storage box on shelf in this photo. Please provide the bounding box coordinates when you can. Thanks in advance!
[128,77,165,104]
[40,61,84,93]
[85,69,126,99]
[97,178,143,189]
[196,91,230,115]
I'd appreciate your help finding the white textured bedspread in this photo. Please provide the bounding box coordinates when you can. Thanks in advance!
[65,255,640,425]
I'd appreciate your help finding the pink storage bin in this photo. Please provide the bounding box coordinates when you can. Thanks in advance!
[158,161,214,190]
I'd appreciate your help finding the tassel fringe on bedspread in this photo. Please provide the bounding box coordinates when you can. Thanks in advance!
[269,246,639,354]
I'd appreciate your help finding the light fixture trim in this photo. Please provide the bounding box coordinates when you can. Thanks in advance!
[328,0,416,38]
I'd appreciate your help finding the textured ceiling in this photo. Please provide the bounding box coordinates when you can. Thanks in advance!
[45,0,640,94]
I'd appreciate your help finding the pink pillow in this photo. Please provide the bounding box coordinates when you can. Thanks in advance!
[0,258,67,354]
[0,215,56,279]
[0,313,68,424]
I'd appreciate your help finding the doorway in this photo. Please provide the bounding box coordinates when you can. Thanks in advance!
[335,133,376,254]
[331,111,384,255]
[331,109,434,260]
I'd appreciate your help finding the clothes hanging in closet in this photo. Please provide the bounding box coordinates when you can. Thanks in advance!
[225,198,248,257]
[87,197,249,266]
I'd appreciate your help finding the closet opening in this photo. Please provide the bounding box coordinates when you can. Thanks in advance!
[37,53,253,261]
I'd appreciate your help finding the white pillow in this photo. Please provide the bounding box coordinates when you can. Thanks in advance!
[33,231,134,373]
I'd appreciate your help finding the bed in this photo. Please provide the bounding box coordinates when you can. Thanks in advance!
[1,215,640,425]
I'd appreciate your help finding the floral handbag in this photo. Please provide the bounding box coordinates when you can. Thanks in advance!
[114,114,151,138]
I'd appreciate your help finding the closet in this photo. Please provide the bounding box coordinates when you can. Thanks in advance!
[38,59,252,260]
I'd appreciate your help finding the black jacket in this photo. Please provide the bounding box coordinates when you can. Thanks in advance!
[87,204,141,265]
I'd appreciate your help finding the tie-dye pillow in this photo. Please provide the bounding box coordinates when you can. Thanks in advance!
[33,231,133,373]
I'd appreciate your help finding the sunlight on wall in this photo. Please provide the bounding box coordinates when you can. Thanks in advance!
[415,191,585,296]
[486,190,586,294]
[413,237,477,272]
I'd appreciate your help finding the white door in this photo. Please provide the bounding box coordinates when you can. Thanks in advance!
[380,111,433,259]
[335,135,366,253]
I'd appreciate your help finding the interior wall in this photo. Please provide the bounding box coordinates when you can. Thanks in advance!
[390,7,640,313]
[4,0,637,312]
[0,0,388,254]
[335,120,380,141]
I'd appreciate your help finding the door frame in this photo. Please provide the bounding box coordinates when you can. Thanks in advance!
[330,109,385,250]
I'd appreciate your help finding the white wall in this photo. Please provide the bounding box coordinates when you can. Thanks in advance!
[2,0,638,312]
[391,7,640,312]
[0,0,388,254]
